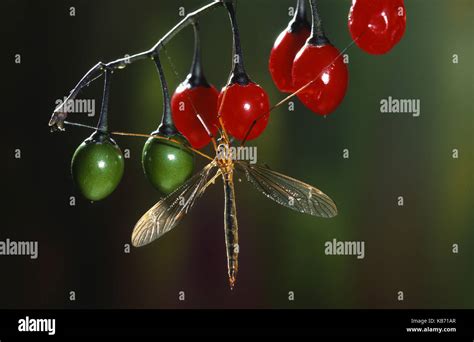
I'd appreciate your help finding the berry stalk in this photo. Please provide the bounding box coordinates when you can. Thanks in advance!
[290,0,310,32]
[96,69,112,133]
[188,22,211,87]
[308,0,329,45]
[153,55,177,136]
[223,0,250,85]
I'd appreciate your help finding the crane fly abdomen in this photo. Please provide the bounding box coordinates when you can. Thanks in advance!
[222,169,239,290]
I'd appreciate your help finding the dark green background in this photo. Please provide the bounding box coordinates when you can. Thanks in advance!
[2,0,473,308]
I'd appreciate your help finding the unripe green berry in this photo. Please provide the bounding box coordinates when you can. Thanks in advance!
[142,134,194,195]
[71,132,124,201]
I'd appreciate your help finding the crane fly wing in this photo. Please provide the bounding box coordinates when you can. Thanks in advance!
[235,161,337,218]
[132,161,217,247]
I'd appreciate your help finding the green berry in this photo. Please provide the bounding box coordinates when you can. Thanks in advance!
[142,134,194,195]
[71,132,124,201]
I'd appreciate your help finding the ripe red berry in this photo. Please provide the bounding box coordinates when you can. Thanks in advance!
[269,1,310,93]
[218,82,270,141]
[292,43,348,115]
[171,23,219,149]
[171,83,219,149]
[220,1,270,141]
[290,0,349,116]
[348,0,407,55]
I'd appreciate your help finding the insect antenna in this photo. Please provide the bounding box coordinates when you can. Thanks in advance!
[62,121,214,161]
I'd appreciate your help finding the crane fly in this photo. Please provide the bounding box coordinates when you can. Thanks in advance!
[48,3,371,290]
[56,20,351,290]
[60,48,344,290]
[130,31,343,289]
[60,53,341,290]
[131,123,337,289]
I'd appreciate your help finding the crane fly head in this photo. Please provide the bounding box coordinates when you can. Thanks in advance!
[215,141,234,170]
[215,127,234,170]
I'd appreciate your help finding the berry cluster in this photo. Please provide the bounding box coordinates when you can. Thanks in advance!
[52,0,406,201]
[270,0,406,115]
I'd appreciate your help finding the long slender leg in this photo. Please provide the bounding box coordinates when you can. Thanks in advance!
[222,169,239,290]
[202,169,221,192]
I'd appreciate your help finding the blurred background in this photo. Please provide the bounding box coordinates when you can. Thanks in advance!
[1,0,473,309]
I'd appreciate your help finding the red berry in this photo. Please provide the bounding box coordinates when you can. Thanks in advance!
[269,26,310,93]
[171,82,219,149]
[269,1,311,94]
[292,43,348,115]
[218,82,270,141]
[348,0,406,55]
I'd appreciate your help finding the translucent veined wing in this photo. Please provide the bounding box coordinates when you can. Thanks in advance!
[235,161,337,218]
[132,161,218,247]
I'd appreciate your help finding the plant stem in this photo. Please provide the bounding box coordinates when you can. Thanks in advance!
[153,55,177,136]
[49,0,223,130]
[289,0,310,33]
[187,21,210,87]
[96,69,111,133]
[308,0,329,45]
[296,0,306,21]
[223,0,250,85]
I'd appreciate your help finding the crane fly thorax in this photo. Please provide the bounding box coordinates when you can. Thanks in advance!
[216,143,235,173]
